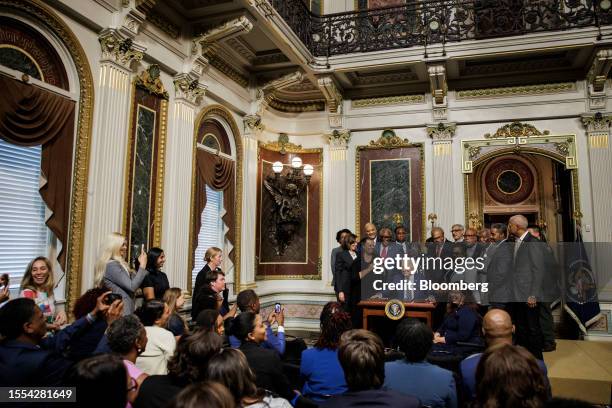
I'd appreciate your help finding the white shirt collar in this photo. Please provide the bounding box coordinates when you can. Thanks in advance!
[519,230,529,241]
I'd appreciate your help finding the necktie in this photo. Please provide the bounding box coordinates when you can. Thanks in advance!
[514,239,521,258]
[381,246,388,258]
[436,244,442,257]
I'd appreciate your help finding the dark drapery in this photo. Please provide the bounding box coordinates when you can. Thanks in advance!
[0,75,76,270]
[193,149,236,265]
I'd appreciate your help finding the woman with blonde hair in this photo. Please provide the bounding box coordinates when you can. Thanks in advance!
[94,232,148,315]
[191,247,234,320]
[163,287,188,339]
[19,256,66,330]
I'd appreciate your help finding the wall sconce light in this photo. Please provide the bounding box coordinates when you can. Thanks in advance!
[264,156,312,256]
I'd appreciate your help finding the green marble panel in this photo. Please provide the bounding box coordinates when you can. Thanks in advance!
[129,105,156,258]
[369,158,411,240]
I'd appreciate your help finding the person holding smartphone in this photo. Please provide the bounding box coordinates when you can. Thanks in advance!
[94,233,148,315]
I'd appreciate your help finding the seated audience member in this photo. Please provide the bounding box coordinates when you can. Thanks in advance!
[434,291,482,348]
[134,331,223,408]
[163,288,188,339]
[196,309,225,336]
[65,354,131,408]
[231,311,296,402]
[107,315,149,407]
[19,256,67,330]
[0,273,10,306]
[0,293,122,386]
[322,329,421,408]
[168,382,235,408]
[67,286,111,361]
[207,348,292,408]
[301,302,351,401]
[475,343,548,408]
[95,233,149,315]
[230,289,285,355]
[385,319,457,408]
[141,247,170,301]
[460,309,549,402]
[135,300,176,375]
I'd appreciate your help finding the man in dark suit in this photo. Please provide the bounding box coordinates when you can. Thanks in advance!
[322,329,421,408]
[484,223,514,309]
[0,294,122,386]
[374,227,405,291]
[509,214,547,359]
[425,227,454,328]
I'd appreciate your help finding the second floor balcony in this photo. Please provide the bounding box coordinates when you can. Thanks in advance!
[271,0,612,57]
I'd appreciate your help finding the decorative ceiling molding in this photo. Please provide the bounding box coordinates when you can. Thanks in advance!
[147,9,180,39]
[194,16,253,55]
[346,70,418,85]
[351,94,425,108]
[317,76,343,114]
[225,37,256,63]
[427,63,447,106]
[253,51,290,66]
[135,0,156,15]
[256,71,304,114]
[268,97,325,113]
[586,49,612,93]
[459,54,570,76]
[207,54,249,87]
[456,82,575,99]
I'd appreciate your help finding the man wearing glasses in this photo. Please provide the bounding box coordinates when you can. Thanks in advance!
[451,224,465,242]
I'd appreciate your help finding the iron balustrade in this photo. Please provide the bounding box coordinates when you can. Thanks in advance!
[270,0,612,57]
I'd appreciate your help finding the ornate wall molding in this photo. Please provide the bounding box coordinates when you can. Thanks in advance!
[368,129,411,149]
[0,0,95,312]
[351,94,425,108]
[461,128,577,174]
[456,82,576,100]
[148,10,180,39]
[194,16,254,55]
[243,114,264,134]
[173,74,205,105]
[428,64,447,106]
[135,64,168,100]
[484,121,549,139]
[256,71,304,115]
[326,129,351,149]
[587,49,612,93]
[99,28,144,70]
[260,133,307,154]
[581,112,611,149]
[317,75,342,114]
[427,122,456,141]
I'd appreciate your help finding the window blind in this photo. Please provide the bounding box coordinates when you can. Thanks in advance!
[192,185,224,290]
[0,139,47,292]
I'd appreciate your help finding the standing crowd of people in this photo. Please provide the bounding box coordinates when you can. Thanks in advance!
[0,225,596,407]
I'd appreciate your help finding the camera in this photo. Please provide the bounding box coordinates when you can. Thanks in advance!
[104,293,122,305]
[274,303,282,314]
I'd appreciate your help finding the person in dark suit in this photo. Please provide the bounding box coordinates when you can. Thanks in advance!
[426,227,454,329]
[485,223,513,309]
[231,312,296,402]
[191,247,237,322]
[374,228,405,290]
[321,329,421,408]
[508,214,546,359]
[335,234,360,312]
[0,293,122,386]
[331,229,352,289]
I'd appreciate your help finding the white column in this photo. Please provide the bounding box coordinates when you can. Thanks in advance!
[325,130,351,284]
[581,114,612,242]
[427,123,457,233]
[82,29,144,291]
[161,75,206,290]
[239,115,262,291]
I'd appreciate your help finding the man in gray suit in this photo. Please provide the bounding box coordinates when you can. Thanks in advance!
[509,214,546,359]
[483,223,513,309]
[375,227,405,296]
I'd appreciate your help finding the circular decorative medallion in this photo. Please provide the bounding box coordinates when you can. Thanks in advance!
[485,159,534,204]
[384,299,405,320]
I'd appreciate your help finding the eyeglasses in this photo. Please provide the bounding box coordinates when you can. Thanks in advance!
[464,234,477,237]
[381,236,392,239]
[451,229,463,233]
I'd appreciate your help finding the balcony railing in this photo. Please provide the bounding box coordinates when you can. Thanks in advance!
[270,0,612,57]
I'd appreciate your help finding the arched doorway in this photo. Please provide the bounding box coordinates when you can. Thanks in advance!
[462,122,580,243]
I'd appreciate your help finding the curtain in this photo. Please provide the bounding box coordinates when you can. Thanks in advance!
[0,75,76,270]
[193,149,236,264]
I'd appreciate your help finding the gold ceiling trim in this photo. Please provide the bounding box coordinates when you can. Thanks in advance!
[351,94,425,108]
[456,82,575,100]
[1,0,95,314]
[484,121,550,139]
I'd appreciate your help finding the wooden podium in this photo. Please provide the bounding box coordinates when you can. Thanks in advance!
[358,300,435,330]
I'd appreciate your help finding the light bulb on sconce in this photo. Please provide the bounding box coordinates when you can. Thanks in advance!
[291,156,303,169]
[272,161,284,174]
[303,164,314,176]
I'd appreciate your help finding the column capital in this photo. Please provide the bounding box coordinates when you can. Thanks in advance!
[99,28,145,70]
[427,122,456,142]
[243,114,264,137]
[326,129,351,150]
[581,112,612,133]
[173,74,206,106]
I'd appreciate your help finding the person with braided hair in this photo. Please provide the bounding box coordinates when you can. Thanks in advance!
[300,302,352,402]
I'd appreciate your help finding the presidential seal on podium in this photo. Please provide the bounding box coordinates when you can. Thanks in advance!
[384,299,405,320]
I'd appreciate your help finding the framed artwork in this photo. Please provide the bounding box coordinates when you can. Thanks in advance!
[356,129,425,242]
[255,139,322,279]
[123,65,168,267]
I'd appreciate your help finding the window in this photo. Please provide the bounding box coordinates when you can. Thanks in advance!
[0,139,48,292]
[192,185,225,289]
